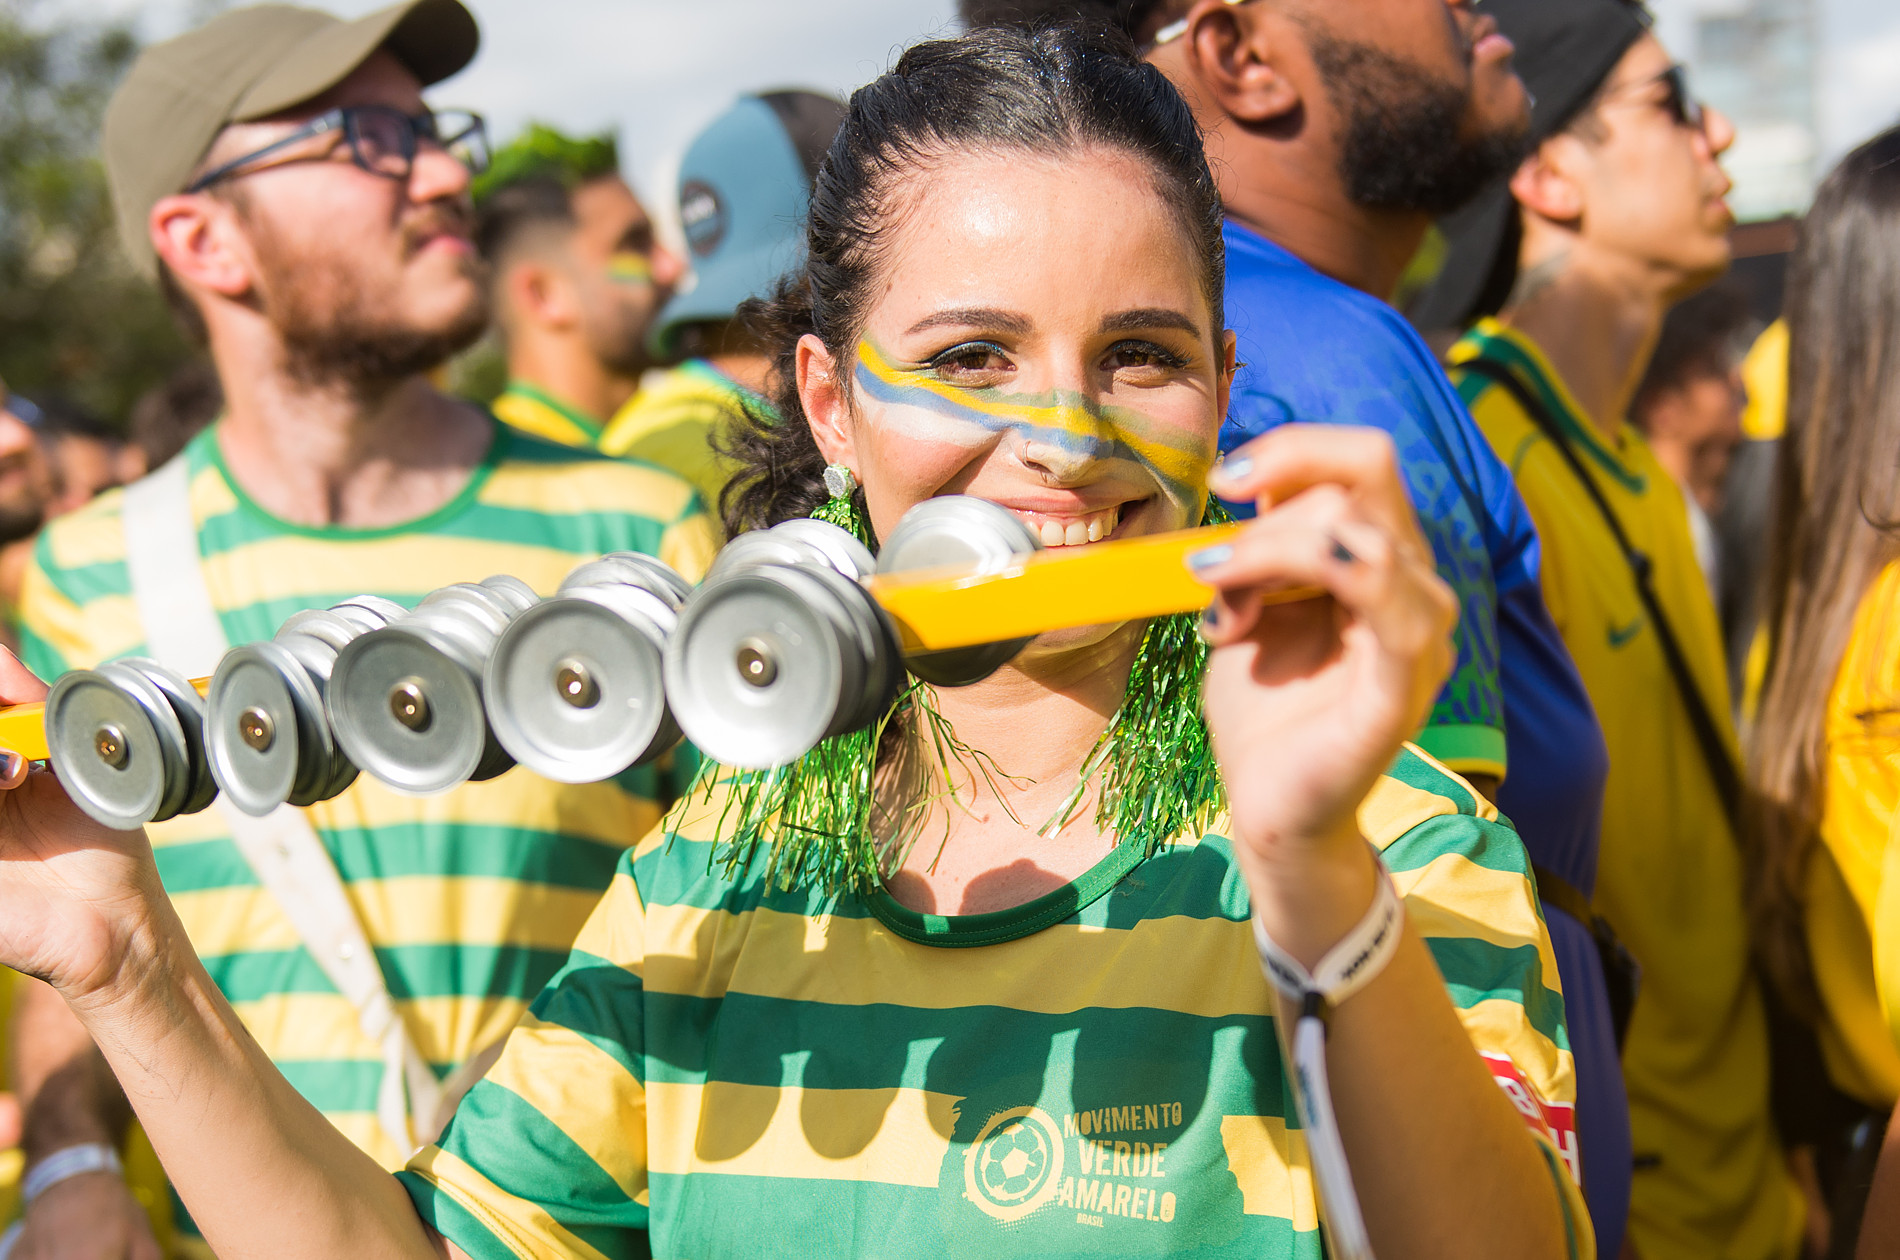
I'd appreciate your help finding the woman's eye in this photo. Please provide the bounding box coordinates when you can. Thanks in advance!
[1104,341,1190,375]
[927,342,1013,382]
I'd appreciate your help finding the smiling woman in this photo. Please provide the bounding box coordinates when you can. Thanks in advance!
[0,20,1587,1260]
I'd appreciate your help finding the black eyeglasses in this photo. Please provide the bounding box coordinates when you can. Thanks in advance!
[1654,65,1705,132]
[186,106,490,194]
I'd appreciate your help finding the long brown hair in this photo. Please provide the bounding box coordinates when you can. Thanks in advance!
[1749,125,1900,1017]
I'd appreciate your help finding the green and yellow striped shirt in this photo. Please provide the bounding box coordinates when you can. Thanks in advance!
[401,746,1589,1259]
[17,421,718,1182]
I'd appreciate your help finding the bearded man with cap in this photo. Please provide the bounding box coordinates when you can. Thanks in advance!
[1414,4,1803,1258]
[597,90,845,526]
[5,5,715,1259]
[475,126,687,451]
[959,0,1631,1250]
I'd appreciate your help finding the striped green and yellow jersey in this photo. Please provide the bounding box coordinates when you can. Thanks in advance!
[599,360,764,532]
[1449,321,1800,1260]
[16,421,718,1189]
[400,745,1590,1260]
[492,382,607,450]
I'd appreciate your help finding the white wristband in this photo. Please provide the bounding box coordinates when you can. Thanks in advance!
[1252,860,1404,1260]
[22,1142,123,1204]
[1252,860,1404,1015]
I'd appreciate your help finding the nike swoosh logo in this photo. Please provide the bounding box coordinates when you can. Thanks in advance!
[1608,617,1644,648]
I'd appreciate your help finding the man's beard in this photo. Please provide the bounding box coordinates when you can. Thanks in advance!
[1307,30,1526,217]
[0,453,48,545]
[251,210,491,391]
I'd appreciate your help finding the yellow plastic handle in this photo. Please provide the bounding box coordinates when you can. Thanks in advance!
[0,700,48,763]
[866,521,1320,652]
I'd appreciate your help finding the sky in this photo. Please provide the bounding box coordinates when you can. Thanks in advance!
[47,0,1900,231]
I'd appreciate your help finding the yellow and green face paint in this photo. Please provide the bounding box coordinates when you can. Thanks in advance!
[853,339,1215,513]
[604,251,654,286]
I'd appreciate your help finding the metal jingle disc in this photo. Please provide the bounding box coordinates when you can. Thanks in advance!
[576,552,693,606]
[485,589,679,784]
[479,574,539,614]
[205,642,331,816]
[132,658,221,817]
[96,661,199,822]
[664,564,863,769]
[797,564,902,735]
[318,744,362,804]
[44,667,172,830]
[329,595,409,635]
[766,519,878,581]
[418,584,517,637]
[561,553,693,609]
[705,528,823,581]
[877,495,1044,688]
[278,609,361,655]
[328,624,492,795]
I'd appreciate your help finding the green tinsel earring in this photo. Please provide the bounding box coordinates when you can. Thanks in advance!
[813,463,873,547]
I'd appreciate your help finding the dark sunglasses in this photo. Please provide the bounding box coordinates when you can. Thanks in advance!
[187,106,490,194]
[1652,64,1706,132]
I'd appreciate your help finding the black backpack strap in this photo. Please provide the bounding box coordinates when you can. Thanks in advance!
[1458,357,1743,835]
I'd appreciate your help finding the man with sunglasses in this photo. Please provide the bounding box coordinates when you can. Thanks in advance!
[1416,5,1802,1259]
[6,5,715,1259]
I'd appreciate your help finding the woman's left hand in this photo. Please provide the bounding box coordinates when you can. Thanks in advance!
[1193,425,1456,963]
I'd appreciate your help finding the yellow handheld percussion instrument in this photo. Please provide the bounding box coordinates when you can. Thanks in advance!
[4,496,1315,824]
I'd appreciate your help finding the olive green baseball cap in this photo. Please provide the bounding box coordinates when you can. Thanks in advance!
[102,0,479,275]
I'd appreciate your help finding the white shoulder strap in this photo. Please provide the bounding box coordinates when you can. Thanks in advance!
[120,454,447,1153]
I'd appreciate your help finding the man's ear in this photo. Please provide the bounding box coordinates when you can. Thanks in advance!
[1509,141,1586,227]
[797,333,857,469]
[150,194,252,300]
[507,258,580,332]
[1176,1,1301,126]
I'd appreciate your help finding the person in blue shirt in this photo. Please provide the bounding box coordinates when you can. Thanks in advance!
[959,0,1629,1252]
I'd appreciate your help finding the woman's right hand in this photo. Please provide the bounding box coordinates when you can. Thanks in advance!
[0,649,166,1008]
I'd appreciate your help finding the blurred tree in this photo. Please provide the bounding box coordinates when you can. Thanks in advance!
[0,2,190,426]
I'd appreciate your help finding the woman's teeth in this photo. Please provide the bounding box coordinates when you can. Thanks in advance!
[1028,505,1120,548]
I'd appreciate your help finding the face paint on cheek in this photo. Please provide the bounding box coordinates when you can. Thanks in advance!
[604,252,653,285]
[853,340,1215,512]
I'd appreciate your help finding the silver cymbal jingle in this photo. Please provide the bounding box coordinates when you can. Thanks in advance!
[205,641,329,816]
[44,658,215,829]
[328,578,530,794]
[709,518,876,583]
[205,596,403,814]
[485,584,681,783]
[665,563,877,769]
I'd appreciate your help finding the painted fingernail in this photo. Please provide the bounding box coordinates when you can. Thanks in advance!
[1199,604,1220,641]
[1187,544,1234,572]
[1330,537,1358,565]
[1210,455,1253,485]
[0,752,21,780]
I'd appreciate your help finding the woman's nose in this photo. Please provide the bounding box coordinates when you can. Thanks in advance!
[1018,402,1117,484]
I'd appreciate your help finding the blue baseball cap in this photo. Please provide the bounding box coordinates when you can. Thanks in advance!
[652,90,845,358]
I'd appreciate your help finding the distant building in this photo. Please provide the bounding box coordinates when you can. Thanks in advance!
[1656,0,1819,220]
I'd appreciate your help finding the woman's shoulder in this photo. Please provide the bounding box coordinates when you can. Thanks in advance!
[1357,744,1545,931]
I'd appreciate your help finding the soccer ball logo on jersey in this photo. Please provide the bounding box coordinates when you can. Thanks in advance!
[964,1106,1065,1222]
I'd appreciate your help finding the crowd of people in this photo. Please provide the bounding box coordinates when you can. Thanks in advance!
[0,0,1895,1256]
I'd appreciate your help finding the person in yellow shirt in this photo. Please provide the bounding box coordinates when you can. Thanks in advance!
[1750,127,1900,1256]
[1415,3,1804,1256]
[473,126,686,448]
[598,92,842,522]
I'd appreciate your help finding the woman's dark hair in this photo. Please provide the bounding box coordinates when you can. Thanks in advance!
[720,22,1225,537]
[1747,124,1900,1018]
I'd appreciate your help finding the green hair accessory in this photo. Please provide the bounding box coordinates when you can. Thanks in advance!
[700,489,1232,895]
